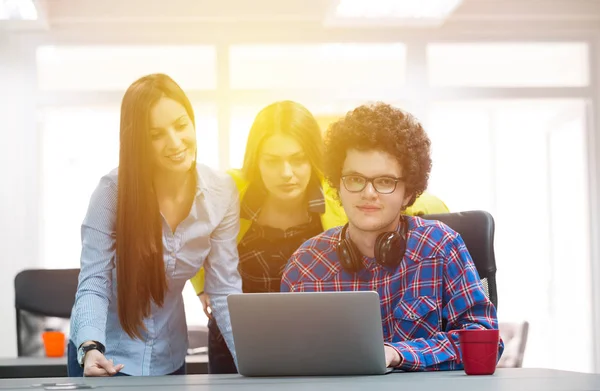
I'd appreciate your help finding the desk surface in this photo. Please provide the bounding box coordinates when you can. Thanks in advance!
[0,368,598,391]
[0,355,207,379]
[0,355,207,366]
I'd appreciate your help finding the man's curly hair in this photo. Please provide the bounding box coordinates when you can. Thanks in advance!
[324,102,432,208]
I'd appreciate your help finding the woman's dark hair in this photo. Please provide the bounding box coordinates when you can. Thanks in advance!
[116,73,195,339]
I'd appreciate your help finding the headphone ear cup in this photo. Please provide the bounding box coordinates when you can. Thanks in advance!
[336,238,363,274]
[374,232,406,269]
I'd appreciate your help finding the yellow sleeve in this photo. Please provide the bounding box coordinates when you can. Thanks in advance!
[190,266,206,295]
[405,191,450,216]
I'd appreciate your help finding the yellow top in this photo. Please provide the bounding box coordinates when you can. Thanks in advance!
[190,169,450,294]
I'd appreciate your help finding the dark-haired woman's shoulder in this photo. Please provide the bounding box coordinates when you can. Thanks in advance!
[101,167,119,184]
[82,168,119,237]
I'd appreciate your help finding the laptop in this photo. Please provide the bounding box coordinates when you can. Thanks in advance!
[227,291,394,377]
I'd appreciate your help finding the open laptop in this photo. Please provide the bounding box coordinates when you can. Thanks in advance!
[227,291,394,377]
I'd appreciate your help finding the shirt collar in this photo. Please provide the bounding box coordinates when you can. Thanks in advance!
[194,164,208,198]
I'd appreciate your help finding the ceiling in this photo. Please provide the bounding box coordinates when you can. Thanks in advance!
[2,0,600,37]
[41,0,600,23]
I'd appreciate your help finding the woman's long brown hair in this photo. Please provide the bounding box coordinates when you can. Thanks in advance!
[116,73,195,340]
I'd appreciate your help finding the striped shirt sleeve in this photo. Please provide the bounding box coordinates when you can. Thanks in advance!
[203,177,243,366]
[70,175,117,348]
[387,233,502,371]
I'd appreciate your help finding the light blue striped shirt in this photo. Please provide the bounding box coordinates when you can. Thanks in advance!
[69,163,242,376]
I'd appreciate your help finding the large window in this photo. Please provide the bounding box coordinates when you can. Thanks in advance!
[37,40,596,372]
[426,99,592,371]
[37,45,217,91]
[427,42,589,87]
[229,43,406,97]
[424,42,592,371]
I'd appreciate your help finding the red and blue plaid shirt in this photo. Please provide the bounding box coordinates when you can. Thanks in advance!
[281,215,504,371]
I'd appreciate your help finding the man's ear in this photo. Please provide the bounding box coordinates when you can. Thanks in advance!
[403,193,416,209]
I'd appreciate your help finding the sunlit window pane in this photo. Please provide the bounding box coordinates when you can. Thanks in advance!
[230,44,406,99]
[427,43,589,87]
[40,107,120,271]
[37,45,217,91]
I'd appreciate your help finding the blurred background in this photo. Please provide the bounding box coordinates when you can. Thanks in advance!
[1,0,599,373]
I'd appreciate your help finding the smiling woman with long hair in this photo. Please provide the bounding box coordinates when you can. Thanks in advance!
[67,73,242,377]
[189,100,450,374]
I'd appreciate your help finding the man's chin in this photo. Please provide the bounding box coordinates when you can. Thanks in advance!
[349,221,386,233]
[349,215,398,233]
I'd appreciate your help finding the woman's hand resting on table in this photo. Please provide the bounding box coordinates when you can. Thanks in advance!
[82,347,125,377]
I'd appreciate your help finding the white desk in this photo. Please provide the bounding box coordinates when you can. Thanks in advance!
[0,369,598,391]
[0,355,208,378]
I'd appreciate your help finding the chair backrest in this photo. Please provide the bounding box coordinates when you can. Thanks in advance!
[14,268,79,356]
[15,268,80,317]
[497,321,529,368]
[420,210,498,309]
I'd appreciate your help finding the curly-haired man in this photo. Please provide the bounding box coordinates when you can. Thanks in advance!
[281,102,503,371]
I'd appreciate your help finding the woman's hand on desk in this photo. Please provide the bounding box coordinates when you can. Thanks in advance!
[83,349,125,377]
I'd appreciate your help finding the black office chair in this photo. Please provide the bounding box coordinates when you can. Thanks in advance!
[14,268,80,356]
[421,210,498,309]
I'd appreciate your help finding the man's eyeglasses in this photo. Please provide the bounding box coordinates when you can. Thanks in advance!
[341,174,404,194]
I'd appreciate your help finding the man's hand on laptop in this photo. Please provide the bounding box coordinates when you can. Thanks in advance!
[384,345,401,368]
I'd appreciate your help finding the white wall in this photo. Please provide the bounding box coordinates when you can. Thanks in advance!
[591,33,600,374]
[0,33,40,357]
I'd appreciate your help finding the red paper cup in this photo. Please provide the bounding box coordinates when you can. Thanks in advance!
[42,331,66,357]
[449,329,499,375]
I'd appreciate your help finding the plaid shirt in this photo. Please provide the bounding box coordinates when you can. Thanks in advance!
[281,216,503,372]
[238,180,325,293]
